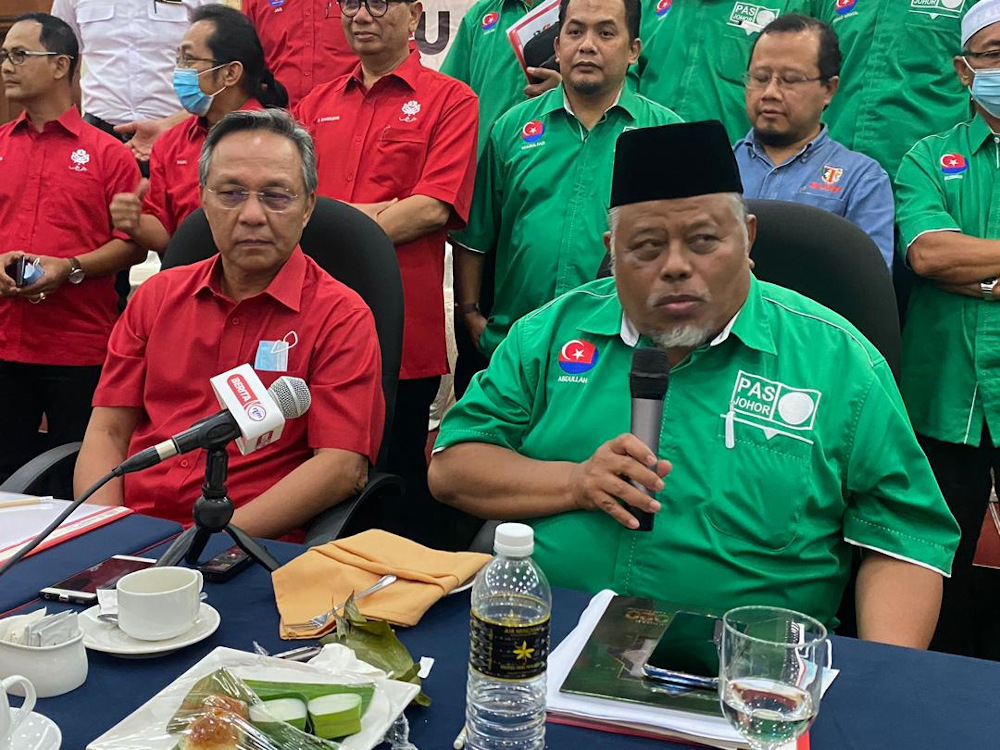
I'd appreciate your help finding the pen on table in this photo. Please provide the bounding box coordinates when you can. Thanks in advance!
[0,497,47,510]
[453,725,467,749]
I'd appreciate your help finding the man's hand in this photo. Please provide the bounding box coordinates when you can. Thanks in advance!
[349,199,398,222]
[110,178,151,237]
[114,117,172,161]
[936,280,1000,300]
[524,67,562,98]
[462,309,488,351]
[16,255,74,299]
[0,251,25,296]
[568,433,671,529]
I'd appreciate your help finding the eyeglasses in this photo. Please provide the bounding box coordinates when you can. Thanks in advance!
[742,70,825,90]
[337,0,411,18]
[964,49,1000,70]
[207,187,300,213]
[175,53,223,68]
[0,49,73,66]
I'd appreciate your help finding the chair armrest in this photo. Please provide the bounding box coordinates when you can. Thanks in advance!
[304,471,404,546]
[469,520,501,554]
[0,442,82,496]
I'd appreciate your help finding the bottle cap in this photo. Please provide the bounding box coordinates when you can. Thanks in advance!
[494,522,534,557]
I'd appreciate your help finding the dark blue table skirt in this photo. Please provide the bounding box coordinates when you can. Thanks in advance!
[0,513,182,615]
[7,531,1000,749]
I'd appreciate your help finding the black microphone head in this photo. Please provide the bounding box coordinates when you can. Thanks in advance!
[267,377,311,418]
[630,347,671,400]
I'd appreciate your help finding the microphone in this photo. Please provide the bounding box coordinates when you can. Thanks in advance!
[115,371,311,476]
[629,347,670,532]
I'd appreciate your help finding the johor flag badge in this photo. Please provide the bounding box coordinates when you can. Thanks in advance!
[941,153,968,175]
[522,120,545,143]
[558,339,600,374]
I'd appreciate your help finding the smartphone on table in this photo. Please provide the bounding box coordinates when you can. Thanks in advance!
[39,554,157,604]
[642,611,722,691]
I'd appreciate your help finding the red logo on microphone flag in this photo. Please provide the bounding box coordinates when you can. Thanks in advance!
[227,374,258,404]
[941,153,968,174]
[522,120,545,143]
[558,339,600,374]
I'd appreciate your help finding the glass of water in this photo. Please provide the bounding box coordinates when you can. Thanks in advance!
[719,606,831,750]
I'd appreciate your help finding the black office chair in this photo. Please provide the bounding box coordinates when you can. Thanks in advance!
[0,442,82,500]
[159,197,404,545]
[597,199,901,378]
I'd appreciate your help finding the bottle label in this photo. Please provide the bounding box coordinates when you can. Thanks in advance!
[469,612,550,680]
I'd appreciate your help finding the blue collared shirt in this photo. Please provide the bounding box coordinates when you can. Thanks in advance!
[734,126,895,269]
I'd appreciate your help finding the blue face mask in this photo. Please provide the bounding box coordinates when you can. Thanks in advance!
[172,66,226,116]
[965,58,1000,119]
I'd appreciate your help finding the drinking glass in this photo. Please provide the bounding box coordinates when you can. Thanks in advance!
[719,606,831,750]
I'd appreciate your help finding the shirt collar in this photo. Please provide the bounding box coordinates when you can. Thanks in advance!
[12,105,84,136]
[739,124,829,165]
[193,246,308,312]
[579,275,776,355]
[971,113,996,153]
[542,83,634,119]
[187,98,265,142]
[347,46,423,92]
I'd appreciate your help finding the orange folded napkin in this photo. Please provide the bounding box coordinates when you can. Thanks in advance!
[273,529,491,639]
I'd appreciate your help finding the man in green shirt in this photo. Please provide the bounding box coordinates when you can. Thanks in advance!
[453,0,682,360]
[432,121,959,647]
[817,0,979,182]
[634,0,820,142]
[894,0,1000,657]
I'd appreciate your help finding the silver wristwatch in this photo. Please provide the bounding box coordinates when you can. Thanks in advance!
[67,257,85,285]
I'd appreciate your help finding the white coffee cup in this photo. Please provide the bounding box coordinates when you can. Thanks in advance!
[1,675,36,747]
[116,567,203,641]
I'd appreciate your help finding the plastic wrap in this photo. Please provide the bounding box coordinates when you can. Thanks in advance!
[88,646,421,750]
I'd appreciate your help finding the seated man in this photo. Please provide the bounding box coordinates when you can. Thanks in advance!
[430,121,960,648]
[76,109,385,540]
[733,14,894,269]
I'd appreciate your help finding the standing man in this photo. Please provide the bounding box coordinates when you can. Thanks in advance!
[634,0,820,142]
[454,0,682,360]
[733,14,894,268]
[818,0,980,182]
[244,0,358,107]
[294,0,479,549]
[895,0,1000,657]
[0,14,145,482]
[51,0,218,167]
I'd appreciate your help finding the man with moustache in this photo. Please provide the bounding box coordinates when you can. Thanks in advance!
[431,121,960,648]
[452,0,681,362]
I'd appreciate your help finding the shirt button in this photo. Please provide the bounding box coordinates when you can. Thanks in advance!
[180,459,191,468]
[232,317,240,325]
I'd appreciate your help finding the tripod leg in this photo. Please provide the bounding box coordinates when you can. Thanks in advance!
[225,524,280,572]
[183,527,212,566]
[156,525,200,567]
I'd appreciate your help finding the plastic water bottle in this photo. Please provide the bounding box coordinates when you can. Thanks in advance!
[466,523,552,750]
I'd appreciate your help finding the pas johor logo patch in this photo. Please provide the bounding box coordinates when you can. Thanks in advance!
[727,2,779,34]
[941,152,968,177]
[558,339,599,375]
[727,370,821,443]
[909,0,964,20]
[481,11,500,30]
[521,120,545,145]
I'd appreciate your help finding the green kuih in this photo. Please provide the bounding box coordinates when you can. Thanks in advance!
[248,698,309,731]
[308,694,364,739]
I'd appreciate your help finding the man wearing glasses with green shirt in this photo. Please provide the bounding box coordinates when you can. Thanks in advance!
[433,121,960,647]
[895,0,1000,657]
[452,0,682,362]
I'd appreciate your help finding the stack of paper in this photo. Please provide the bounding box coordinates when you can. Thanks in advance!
[0,497,132,564]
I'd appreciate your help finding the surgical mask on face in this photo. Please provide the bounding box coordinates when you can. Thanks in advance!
[172,65,226,116]
[965,57,1000,118]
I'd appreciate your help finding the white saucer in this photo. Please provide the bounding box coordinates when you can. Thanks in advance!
[5,711,61,750]
[78,603,220,658]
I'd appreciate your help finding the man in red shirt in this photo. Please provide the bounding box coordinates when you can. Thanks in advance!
[244,0,357,107]
[294,0,478,549]
[75,109,385,539]
[0,14,145,482]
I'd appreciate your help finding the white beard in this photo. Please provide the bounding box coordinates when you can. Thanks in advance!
[650,325,715,350]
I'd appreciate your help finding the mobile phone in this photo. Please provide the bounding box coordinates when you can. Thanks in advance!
[39,554,157,604]
[5,256,26,287]
[198,544,251,582]
[642,611,722,691]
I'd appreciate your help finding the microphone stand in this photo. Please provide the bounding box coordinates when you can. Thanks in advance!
[157,444,279,572]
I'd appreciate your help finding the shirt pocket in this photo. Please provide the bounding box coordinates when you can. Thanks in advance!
[77,2,115,23]
[705,416,812,551]
[718,27,757,83]
[145,2,189,24]
[371,128,428,195]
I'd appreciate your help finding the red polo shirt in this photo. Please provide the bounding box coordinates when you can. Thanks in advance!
[244,0,356,106]
[143,99,265,236]
[93,248,384,528]
[294,50,479,380]
[0,107,139,366]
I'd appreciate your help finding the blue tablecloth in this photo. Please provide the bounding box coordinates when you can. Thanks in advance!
[6,528,1000,749]
[0,513,182,615]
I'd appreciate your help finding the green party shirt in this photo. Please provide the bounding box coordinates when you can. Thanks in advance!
[896,115,1000,446]
[454,85,682,356]
[634,0,820,142]
[440,0,536,156]
[435,276,959,626]
[817,0,978,181]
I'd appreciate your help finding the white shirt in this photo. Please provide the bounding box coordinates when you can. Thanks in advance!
[51,0,218,125]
